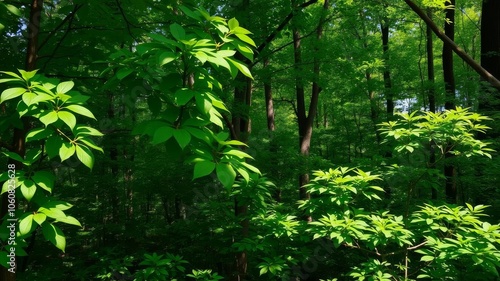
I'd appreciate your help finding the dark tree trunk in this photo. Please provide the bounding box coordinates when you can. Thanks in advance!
[381,18,393,120]
[427,9,438,200]
[479,0,500,137]
[443,1,456,110]
[443,2,457,203]
[293,0,327,206]
[427,9,436,114]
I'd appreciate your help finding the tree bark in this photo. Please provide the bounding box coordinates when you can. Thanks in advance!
[426,9,438,200]
[264,59,275,132]
[291,0,328,219]
[381,17,394,120]
[479,0,500,137]
[442,2,457,204]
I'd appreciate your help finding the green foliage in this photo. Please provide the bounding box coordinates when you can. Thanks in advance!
[96,252,223,281]
[0,70,102,264]
[109,5,260,190]
[379,107,494,158]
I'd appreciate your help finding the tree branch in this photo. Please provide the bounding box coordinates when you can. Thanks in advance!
[404,0,500,89]
[255,0,319,57]
[38,4,83,52]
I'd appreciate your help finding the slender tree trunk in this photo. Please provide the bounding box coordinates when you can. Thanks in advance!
[264,59,275,132]
[426,9,438,200]
[293,0,328,207]
[443,1,456,110]
[443,1,457,203]
[357,10,381,145]
[443,0,457,203]
[230,2,252,279]
[381,17,394,120]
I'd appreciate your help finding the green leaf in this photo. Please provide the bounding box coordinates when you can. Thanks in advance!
[159,51,178,66]
[18,69,37,81]
[175,89,195,106]
[26,128,53,142]
[55,216,81,227]
[5,4,22,16]
[179,5,201,21]
[116,68,133,80]
[32,171,55,193]
[39,110,59,126]
[216,163,236,189]
[2,151,24,163]
[76,145,95,169]
[0,71,22,80]
[227,58,253,79]
[223,149,254,159]
[170,23,186,41]
[19,214,34,236]
[56,81,74,94]
[22,91,38,106]
[235,33,256,47]
[41,223,66,252]
[79,138,104,153]
[39,207,67,220]
[228,18,239,30]
[193,161,216,180]
[420,255,434,262]
[152,126,174,144]
[1,87,26,103]
[58,111,77,130]
[33,213,47,226]
[74,126,104,137]
[46,135,63,158]
[20,179,36,201]
[59,142,76,162]
[173,129,191,149]
[65,104,96,119]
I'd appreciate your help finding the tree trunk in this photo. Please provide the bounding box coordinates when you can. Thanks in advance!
[264,59,275,132]
[426,9,438,200]
[479,0,500,138]
[443,1,457,203]
[443,1,456,110]
[292,0,328,221]
[381,17,394,120]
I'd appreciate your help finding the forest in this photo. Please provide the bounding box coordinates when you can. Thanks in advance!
[0,0,499,280]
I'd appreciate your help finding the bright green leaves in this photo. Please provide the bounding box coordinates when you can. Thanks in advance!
[75,145,95,169]
[56,81,74,94]
[0,87,26,103]
[59,142,75,161]
[65,104,96,119]
[379,108,494,158]
[108,7,258,192]
[0,70,100,258]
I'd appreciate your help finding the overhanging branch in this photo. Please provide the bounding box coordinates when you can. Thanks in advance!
[404,0,500,89]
